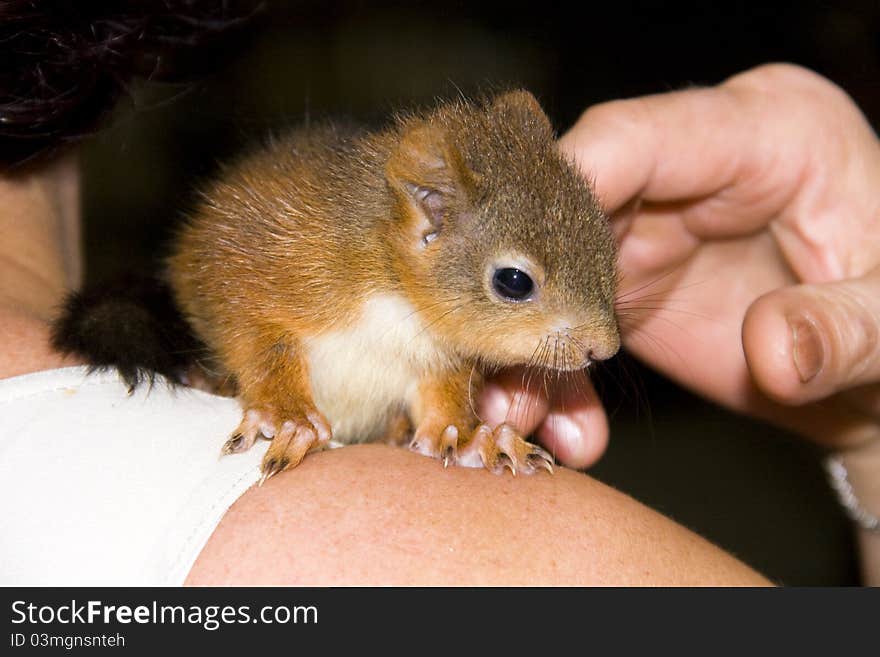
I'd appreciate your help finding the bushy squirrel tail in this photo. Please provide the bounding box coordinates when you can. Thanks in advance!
[51,274,207,391]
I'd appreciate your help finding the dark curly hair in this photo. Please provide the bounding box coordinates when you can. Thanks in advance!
[0,0,262,169]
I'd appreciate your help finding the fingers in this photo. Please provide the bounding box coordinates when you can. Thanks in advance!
[479,368,549,436]
[559,86,745,214]
[559,64,859,241]
[613,204,700,285]
[535,375,609,470]
[480,368,609,470]
[743,267,880,405]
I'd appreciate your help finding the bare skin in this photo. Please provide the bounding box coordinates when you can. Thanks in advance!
[185,444,767,586]
[0,156,81,377]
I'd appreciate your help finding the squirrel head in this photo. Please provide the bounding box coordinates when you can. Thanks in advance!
[385,90,619,370]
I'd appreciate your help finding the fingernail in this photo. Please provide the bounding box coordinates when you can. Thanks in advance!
[790,316,823,383]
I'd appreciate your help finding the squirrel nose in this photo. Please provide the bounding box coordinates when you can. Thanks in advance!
[585,331,620,362]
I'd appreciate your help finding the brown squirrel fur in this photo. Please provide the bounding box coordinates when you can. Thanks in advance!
[166,90,619,480]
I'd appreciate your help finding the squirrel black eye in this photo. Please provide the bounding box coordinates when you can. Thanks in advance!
[492,268,534,301]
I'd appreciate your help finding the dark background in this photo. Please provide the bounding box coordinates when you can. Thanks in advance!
[80,0,880,585]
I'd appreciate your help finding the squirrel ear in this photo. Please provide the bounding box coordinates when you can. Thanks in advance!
[490,90,553,132]
[386,124,477,245]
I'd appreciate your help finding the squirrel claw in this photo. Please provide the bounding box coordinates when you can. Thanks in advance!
[410,419,555,475]
[222,433,245,454]
[410,423,460,467]
[258,457,286,486]
[527,445,555,474]
[460,422,555,476]
[258,414,330,481]
[224,405,332,480]
[440,425,458,468]
[223,408,272,455]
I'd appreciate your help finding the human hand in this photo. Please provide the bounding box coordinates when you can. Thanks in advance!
[557,63,880,458]
[558,64,880,583]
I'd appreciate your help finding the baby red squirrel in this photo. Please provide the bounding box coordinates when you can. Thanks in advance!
[57,90,620,481]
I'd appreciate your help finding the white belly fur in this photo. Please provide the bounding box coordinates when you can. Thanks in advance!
[303,294,452,443]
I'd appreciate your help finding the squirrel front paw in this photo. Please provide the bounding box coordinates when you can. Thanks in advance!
[223,405,332,483]
[410,420,554,475]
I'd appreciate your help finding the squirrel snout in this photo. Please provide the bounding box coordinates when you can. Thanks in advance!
[551,317,620,368]
[586,330,620,362]
[539,327,619,372]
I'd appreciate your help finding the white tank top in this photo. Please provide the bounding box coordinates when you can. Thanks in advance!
[0,366,268,585]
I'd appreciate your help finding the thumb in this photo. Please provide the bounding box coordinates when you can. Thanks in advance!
[743,267,880,405]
